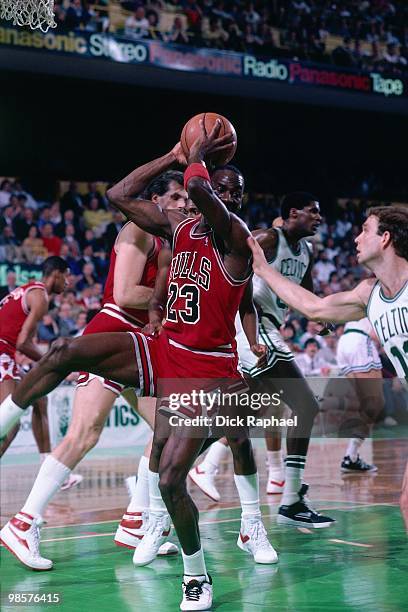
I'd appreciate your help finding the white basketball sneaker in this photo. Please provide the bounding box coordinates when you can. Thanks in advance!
[188,465,220,502]
[0,512,52,570]
[237,516,278,564]
[132,512,171,566]
[180,575,213,611]
[114,511,148,549]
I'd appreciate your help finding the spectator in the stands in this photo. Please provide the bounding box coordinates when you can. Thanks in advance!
[332,37,356,67]
[105,210,124,251]
[203,17,229,49]
[49,202,62,226]
[38,313,59,343]
[63,224,81,257]
[243,2,261,29]
[328,271,342,293]
[184,0,203,37]
[83,196,113,233]
[0,205,15,233]
[83,182,106,209]
[125,6,150,39]
[60,182,84,216]
[243,23,263,51]
[56,209,81,239]
[314,251,336,284]
[77,262,98,291]
[57,302,78,337]
[65,0,92,30]
[0,270,17,301]
[0,180,12,209]
[22,225,49,263]
[41,223,62,256]
[73,310,88,336]
[299,321,327,350]
[167,16,190,44]
[295,338,332,377]
[146,10,163,39]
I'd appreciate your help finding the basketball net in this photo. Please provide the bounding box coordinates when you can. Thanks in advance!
[1,0,56,33]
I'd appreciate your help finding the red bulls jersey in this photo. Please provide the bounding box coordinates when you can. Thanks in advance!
[0,281,47,352]
[163,217,250,352]
[102,223,162,326]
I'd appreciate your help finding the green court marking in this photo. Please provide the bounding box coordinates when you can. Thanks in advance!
[1,505,407,612]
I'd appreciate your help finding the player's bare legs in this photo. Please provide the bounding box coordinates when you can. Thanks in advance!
[53,380,117,468]
[0,333,141,441]
[31,397,50,454]
[0,379,18,456]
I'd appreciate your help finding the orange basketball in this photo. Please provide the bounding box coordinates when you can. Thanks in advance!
[181,112,237,166]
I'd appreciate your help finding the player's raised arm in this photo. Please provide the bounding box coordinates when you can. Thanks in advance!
[146,246,172,335]
[107,145,186,238]
[247,236,369,323]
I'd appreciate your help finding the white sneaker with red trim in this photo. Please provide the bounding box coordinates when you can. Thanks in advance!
[0,512,52,570]
[114,511,148,549]
[237,516,278,564]
[132,512,171,566]
[188,466,220,502]
[266,471,285,495]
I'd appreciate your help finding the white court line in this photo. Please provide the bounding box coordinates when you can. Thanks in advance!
[329,539,373,548]
[21,504,387,544]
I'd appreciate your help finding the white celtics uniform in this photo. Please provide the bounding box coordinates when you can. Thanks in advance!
[236,228,312,376]
[336,318,382,376]
[366,279,408,380]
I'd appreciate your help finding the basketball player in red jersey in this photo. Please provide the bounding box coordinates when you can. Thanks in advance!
[0,257,68,459]
[0,126,276,608]
[0,164,188,570]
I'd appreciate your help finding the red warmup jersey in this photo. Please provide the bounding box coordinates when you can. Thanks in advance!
[0,281,47,355]
[102,222,162,327]
[163,217,250,353]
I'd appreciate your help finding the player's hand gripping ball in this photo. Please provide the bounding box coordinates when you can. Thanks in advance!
[181,112,237,166]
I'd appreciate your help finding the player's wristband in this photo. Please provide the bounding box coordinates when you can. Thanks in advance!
[184,163,210,190]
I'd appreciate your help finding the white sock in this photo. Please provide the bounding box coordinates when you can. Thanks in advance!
[233,472,260,519]
[346,437,364,462]
[127,456,149,512]
[182,547,208,581]
[148,469,167,516]
[281,455,306,506]
[21,455,71,518]
[267,449,283,473]
[0,394,25,438]
[200,441,229,473]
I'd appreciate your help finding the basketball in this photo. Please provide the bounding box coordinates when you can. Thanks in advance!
[181,112,237,166]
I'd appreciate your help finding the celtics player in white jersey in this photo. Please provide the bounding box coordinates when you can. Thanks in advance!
[248,204,408,392]
[191,192,336,528]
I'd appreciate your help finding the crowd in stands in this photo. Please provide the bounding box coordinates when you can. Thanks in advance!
[52,0,408,75]
[0,176,406,424]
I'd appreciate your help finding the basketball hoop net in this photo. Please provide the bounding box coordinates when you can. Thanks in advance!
[1,0,57,33]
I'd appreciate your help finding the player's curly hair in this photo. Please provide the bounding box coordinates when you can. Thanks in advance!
[280,192,318,220]
[367,205,408,261]
[144,171,184,200]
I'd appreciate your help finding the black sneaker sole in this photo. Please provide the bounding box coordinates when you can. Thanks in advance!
[276,515,335,528]
[341,466,378,473]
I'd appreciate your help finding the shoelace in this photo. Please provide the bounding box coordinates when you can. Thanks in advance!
[184,581,203,601]
[247,521,271,551]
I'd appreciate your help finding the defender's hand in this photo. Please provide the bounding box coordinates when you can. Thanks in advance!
[247,236,269,277]
[171,142,188,166]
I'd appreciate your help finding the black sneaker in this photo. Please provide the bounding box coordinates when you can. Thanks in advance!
[277,484,335,528]
[341,455,378,473]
